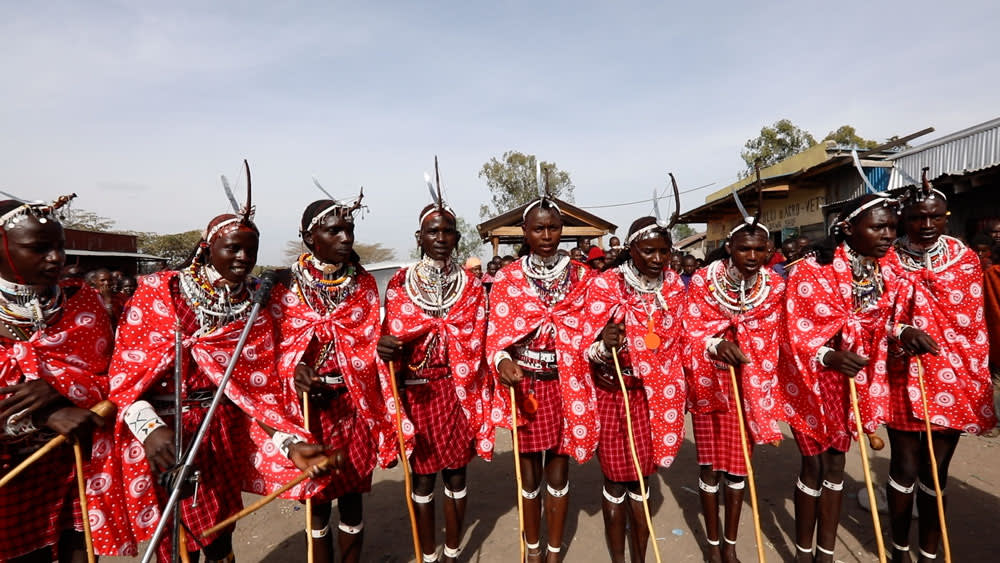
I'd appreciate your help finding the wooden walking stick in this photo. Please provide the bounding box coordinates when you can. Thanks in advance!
[387,361,422,562]
[726,365,766,563]
[915,356,951,562]
[848,377,887,563]
[73,442,96,563]
[0,400,116,488]
[509,386,526,563]
[611,348,662,563]
[302,392,314,563]
[201,453,340,537]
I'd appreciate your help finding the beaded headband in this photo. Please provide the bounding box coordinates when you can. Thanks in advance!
[728,164,768,239]
[306,178,366,233]
[830,192,898,235]
[900,167,948,207]
[0,193,76,231]
[627,173,681,245]
[214,159,256,238]
[420,156,456,226]
[522,160,562,221]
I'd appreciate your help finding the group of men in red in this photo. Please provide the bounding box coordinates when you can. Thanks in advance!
[0,165,995,563]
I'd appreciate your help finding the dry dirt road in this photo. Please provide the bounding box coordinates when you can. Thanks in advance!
[108,420,1000,562]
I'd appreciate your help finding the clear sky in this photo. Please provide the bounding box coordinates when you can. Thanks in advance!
[3,1,998,265]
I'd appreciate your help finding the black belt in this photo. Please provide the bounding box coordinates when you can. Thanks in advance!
[528,370,559,382]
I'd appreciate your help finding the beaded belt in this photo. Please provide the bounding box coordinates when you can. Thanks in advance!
[515,347,558,373]
[318,374,345,386]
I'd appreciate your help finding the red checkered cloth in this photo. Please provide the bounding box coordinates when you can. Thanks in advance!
[401,372,474,475]
[692,407,750,476]
[887,355,947,433]
[792,367,853,456]
[152,401,245,560]
[596,384,654,482]
[0,445,77,559]
[306,390,376,503]
[512,376,564,453]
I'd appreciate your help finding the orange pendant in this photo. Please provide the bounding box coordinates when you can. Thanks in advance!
[644,332,661,350]
[522,392,539,414]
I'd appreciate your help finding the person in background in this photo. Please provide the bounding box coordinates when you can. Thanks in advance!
[483,257,502,293]
[669,254,682,273]
[607,236,622,251]
[500,254,516,268]
[90,267,123,327]
[680,254,698,288]
[577,236,593,255]
[587,246,606,271]
[605,247,619,266]
[797,235,812,256]
[570,247,585,263]
[981,243,1000,438]
[971,234,994,269]
[61,262,85,280]
[119,275,138,299]
[772,238,800,278]
[464,256,483,278]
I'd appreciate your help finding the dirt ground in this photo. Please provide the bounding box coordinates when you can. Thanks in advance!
[108,420,1000,562]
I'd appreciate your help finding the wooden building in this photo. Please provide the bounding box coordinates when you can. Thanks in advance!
[476,197,617,257]
[64,229,166,275]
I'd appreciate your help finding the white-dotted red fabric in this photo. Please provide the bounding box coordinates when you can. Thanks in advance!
[376,267,494,461]
[90,271,312,556]
[684,263,819,444]
[485,260,599,463]
[0,282,112,560]
[584,268,687,469]
[886,236,997,434]
[270,270,396,469]
[785,245,907,446]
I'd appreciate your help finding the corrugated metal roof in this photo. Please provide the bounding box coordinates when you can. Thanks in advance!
[65,249,165,260]
[888,116,1000,188]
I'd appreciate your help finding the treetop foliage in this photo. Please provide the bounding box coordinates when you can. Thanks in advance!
[478,151,574,219]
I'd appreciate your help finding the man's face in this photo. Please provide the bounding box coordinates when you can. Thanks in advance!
[725,230,769,278]
[523,208,563,258]
[844,207,898,258]
[0,217,65,285]
[669,255,682,273]
[305,213,355,265]
[208,229,259,284]
[681,256,698,276]
[570,247,583,262]
[902,198,948,247]
[417,213,459,261]
[989,221,1000,244]
[782,240,799,261]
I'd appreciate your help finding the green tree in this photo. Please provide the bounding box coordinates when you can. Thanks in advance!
[672,223,696,242]
[741,119,817,172]
[478,151,574,219]
[136,230,202,269]
[62,208,116,231]
[823,125,879,149]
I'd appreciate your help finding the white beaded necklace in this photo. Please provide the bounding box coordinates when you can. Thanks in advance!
[707,259,770,314]
[404,256,465,315]
[0,276,62,335]
[620,263,668,311]
[896,236,957,273]
[521,253,570,281]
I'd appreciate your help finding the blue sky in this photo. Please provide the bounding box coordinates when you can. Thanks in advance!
[3,1,998,264]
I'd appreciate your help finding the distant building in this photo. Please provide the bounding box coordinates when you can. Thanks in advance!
[65,229,166,274]
[477,197,617,256]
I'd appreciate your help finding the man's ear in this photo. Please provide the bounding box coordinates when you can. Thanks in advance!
[724,241,732,255]
[302,230,314,249]
[841,222,854,237]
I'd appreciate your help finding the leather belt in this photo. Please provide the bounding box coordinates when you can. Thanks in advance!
[515,347,558,373]
[318,374,345,386]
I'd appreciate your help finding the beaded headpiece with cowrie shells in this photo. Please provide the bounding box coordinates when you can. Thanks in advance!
[302,177,366,235]
[0,192,76,232]
[728,163,769,239]
[627,172,681,245]
[899,167,948,208]
[419,155,456,226]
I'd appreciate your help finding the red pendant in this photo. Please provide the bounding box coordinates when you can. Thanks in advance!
[522,392,539,414]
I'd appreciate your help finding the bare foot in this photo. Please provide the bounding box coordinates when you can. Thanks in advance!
[705,544,722,563]
[721,543,742,563]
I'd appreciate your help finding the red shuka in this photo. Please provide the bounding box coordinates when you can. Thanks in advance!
[91,271,312,556]
[377,267,493,462]
[0,282,112,560]
[685,262,819,444]
[485,259,599,463]
[270,268,396,469]
[886,236,997,433]
[584,267,688,469]
[785,245,908,447]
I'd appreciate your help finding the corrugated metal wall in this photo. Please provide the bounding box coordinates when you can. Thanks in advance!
[888,117,1000,188]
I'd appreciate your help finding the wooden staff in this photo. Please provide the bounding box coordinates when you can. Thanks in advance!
[509,386,526,563]
[178,526,190,563]
[848,378,887,563]
[611,349,662,563]
[387,362,422,562]
[915,357,951,562]
[201,454,338,537]
[726,366,766,563]
[0,400,116,489]
[73,442,96,563]
[303,392,314,563]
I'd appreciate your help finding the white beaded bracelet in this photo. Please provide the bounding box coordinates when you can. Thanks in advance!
[124,400,167,443]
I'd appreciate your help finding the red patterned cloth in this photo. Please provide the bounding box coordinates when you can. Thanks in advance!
[684,261,819,444]
[270,267,394,478]
[377,267,492,470]
[885,236,996,434]
[90,271,312,557]
[583,267,688,469]
[692,407,749,476]
[511,376,563,452]
[486,259,599,463]
[0,282,112,560]
[596,385,655,481]
[784,245,908,453]
[302,391,375,502]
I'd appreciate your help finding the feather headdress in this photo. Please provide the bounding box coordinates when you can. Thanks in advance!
[419,155,456,225]
[626,172,681,245]
[304,176,366,233]
[728,162,769,239]
[521,157,562,221]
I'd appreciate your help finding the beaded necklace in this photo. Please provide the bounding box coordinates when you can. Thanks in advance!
[845,247,884,312]
[179,263,252,335]
[895,236,954,273]
[706,259,769,314]
[0,277,63,338]
[291,253,357,314]
[521,254,572,307]
[404,256,464,316]
[619,263,667,349]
